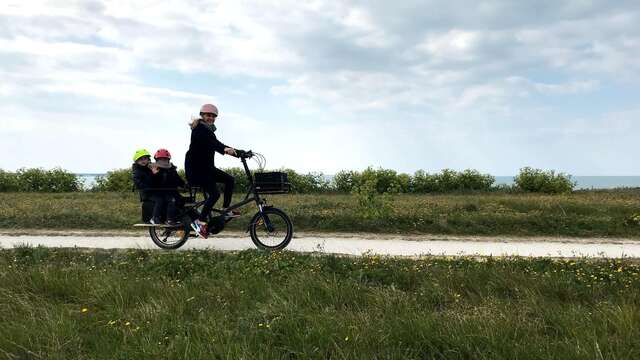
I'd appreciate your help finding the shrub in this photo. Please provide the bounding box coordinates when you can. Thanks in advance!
[335,168,495,194]
[434,169,459,192]
[514,167,576,194]
[410,170,438,193]
[332,170,361,193]
[457,169,495,191]
[282,169,330,193]
[396,173,411,193]
[90,166,333,194]
[0,170,19,192]
[357,167,403,194]
[93,168,133,192]
[222,167,251,193]
[352,177,395,219]
[12,168,80,192]
[409,169,494,193]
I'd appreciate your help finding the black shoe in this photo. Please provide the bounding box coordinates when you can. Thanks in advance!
[165,220,180,226]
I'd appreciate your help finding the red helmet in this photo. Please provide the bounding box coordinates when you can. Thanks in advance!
[154,148,171,160]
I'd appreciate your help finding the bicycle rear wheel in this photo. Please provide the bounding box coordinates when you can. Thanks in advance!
[248,207,293,251]
[149,216,191,249]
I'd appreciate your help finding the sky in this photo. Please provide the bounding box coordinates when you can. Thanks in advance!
[1,0,639,175]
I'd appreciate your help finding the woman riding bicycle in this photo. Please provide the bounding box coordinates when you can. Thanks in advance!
[185,103,240,238]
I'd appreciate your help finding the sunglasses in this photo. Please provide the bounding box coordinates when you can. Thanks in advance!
[201,113,218,118]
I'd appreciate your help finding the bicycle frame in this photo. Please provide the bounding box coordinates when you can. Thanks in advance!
[177,154,266,220]
[145,151,290,249]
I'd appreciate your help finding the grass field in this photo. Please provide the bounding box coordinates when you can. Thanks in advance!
[1,247,639,358]
[2,191,640,237]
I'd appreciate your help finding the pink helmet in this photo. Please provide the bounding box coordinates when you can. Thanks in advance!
[200,103,218,115]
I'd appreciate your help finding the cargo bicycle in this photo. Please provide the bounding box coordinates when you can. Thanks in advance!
[134,150,293,250]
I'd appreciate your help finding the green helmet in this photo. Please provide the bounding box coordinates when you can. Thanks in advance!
[133,149,151,162]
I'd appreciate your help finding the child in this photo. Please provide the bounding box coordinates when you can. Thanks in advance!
[150,148,185,225]
[131,149,155,223]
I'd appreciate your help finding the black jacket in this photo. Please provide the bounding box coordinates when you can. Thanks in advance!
[184,122,228,185]
[131,163,156,201]
[155,165,185,192]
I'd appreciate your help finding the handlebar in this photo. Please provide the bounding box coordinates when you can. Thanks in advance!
[235,149,253,159]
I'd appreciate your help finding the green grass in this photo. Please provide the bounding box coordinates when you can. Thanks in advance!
[2,191,640,237]
[1,247,639,358]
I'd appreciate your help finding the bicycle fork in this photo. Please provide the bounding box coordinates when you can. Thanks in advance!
[246,204,275,233]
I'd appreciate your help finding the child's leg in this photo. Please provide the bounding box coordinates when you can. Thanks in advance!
[166,195,178,222]
[151,194,166,223]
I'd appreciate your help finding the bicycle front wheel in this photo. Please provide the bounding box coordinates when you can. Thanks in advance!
[249,207,293,251]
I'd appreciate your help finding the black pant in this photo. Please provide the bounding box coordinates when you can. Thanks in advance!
[151,193,178,222]
[199,168,235,222]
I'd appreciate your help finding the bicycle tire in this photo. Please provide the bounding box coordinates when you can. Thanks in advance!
[148,215,191,249]
[248,207,293,251]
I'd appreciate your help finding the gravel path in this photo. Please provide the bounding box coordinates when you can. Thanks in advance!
[2,233,640,258]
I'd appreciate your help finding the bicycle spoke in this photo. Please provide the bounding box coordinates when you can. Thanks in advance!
[250,208,292,250]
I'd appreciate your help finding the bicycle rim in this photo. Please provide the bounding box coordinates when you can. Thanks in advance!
[249,208,293,250]
[149,225,189,249]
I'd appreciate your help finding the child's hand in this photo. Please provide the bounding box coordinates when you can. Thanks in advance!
[150,164,159,174]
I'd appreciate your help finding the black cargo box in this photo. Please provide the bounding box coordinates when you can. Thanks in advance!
[254,172,290,194]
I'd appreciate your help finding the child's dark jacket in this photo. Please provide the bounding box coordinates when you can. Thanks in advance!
[155,165,186,193]
[131,163,157,201]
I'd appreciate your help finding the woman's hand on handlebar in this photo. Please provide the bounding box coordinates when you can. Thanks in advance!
[234,149,253,158]
[224,147,237,156]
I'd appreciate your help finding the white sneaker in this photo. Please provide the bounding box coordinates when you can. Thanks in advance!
[190,222,201,237]
[224,210,241,219]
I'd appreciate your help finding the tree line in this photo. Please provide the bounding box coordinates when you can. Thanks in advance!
[0,167,576,194]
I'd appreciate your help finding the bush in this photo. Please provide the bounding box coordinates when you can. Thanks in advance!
[4,168,81,192]
[352,177,396,219]
[93,169,133,192]
[358,167,403,194]
[434,169,460,192]
[0,170,19,192]
[332,170,361,193]
[410,170,438,193]
[0,168,81,192]
[514,167,576,194]
[282,169,330,193]
[396,173,411,193]
[409,169,495,193]
[222,167,250,193]
[457,169,495,191]
[2,168,82,192]
[333,168,495,194]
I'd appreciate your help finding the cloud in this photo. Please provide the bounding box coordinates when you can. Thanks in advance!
[1,0,639,175]
[417,29,480,62]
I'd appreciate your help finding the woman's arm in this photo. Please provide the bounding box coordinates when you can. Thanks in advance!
[194,125,227,154]
[211,135,228,155]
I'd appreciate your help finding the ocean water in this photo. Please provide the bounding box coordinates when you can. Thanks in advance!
[78,174,640,190]
[77,174,102,189]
